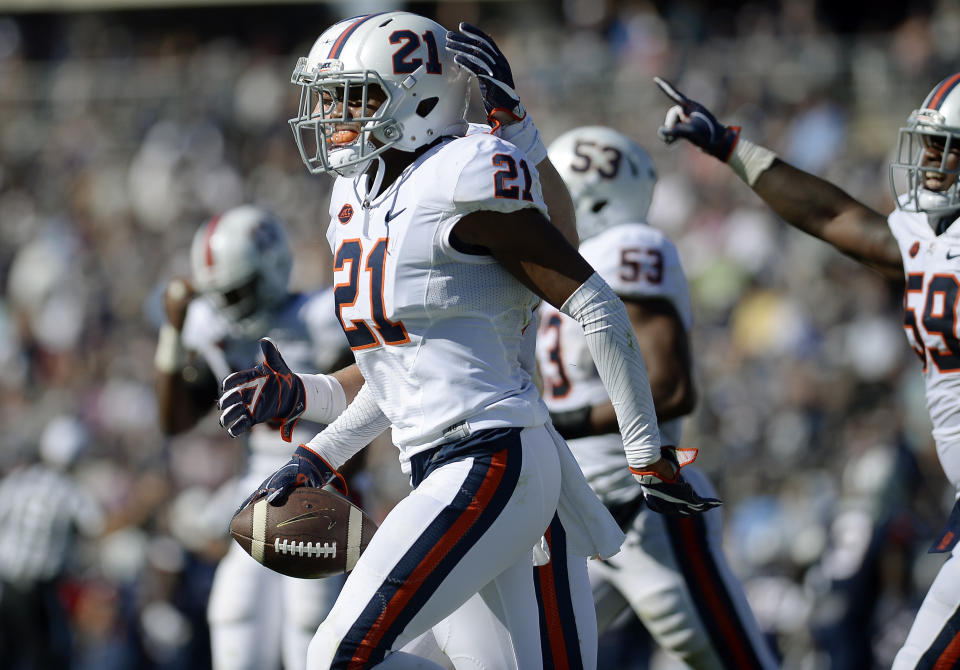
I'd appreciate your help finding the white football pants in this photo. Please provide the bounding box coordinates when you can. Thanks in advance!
[305,425,562,669]
[590,467,778,670]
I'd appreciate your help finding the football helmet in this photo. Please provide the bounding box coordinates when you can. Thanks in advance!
[890,73,960,223]
[547,126,657,241]
[290,11,470,177]
[190,205,292,332]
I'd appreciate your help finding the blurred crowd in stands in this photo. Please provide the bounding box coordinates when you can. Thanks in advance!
[1,0,958,668]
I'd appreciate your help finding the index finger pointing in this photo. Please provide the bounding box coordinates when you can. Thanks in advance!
[654,77,689,107]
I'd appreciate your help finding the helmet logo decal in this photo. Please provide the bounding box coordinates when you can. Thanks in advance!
[910,241,920,258]
[328,13,388,59]
[338,204,354,224]
[203,214,223,267]
[390,30,442,75]
[252,220,281,249]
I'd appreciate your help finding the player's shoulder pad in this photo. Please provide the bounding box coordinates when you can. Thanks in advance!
[431,132,545,215]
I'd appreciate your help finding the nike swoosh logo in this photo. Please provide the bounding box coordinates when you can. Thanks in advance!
[948,250,960,260]
[276,512,335,530]
[385,207,406,223]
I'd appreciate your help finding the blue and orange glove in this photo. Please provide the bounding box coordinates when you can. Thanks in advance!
[237,444,347,512]
[631,447,722,516]
[218,338,305,441]
[446,22,526,124]
[655,77,740,162]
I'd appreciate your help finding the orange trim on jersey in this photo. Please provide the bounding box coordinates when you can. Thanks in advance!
[365,237,410,346]
[347,450,510,670]
[927,272,960,374]
[676,518,757,669]
[333,238,378,350]
[536,525,572,669]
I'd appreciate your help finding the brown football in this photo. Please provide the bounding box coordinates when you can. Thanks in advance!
[229,487,378,579]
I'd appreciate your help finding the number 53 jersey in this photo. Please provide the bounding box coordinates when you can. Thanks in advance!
[325,129,549,456]
[537,222,692,506]
[537,222,691,505]
[890,208,960,490]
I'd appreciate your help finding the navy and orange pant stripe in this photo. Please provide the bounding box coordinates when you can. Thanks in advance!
[916,603,960,669]
[665,513,770,670]
[535,513,586,670]
[331,441,522,669]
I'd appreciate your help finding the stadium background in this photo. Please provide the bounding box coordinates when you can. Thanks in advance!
[0,0,956,667]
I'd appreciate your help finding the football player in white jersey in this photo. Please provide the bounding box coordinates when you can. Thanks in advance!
[154,205,363,670]
[656,73,960,670]
[538,126,779,670]
[217,13,719,670]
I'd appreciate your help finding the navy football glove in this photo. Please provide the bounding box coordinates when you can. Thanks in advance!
[218,338,305,441]
[655,77,740,162]
[237,444,346,512]
[446,22,526,122]
[631,447,722,516]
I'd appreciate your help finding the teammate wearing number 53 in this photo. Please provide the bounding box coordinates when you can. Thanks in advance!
[539,126,778,669]
[656,73,960,669]
[225,12,717,670]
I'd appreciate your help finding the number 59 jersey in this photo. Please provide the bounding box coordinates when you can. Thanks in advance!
[890,207,960,489]
[326,129,549,457]
[537,222,692,506]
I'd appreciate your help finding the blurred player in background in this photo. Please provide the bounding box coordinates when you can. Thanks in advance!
[538,126,778,670]
[153,205,362,670]
[218,12,718,670]
[656,72,960,670]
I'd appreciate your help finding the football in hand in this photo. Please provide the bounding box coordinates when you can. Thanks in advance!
[229,487,378,579]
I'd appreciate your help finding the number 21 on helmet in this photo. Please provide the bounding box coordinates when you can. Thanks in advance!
[289,11,471,177]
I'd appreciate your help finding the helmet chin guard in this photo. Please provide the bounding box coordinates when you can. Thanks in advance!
[290,12,469,177]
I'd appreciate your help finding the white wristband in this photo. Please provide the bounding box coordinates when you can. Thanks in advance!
[299,373,347,424]
[498,115,547,165]
[154,323,186,374]
[728,137,778,187]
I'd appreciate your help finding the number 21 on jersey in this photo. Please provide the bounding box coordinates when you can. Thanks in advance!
[334,237,409,351]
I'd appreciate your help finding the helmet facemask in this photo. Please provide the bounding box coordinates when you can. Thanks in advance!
[890,109,960,223]
[289,59,401,177]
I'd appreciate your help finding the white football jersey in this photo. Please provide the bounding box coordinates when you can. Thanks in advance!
[180,289,350,477]
[889,208,960,490]
[326,129,548,458]
[536,223,692,505]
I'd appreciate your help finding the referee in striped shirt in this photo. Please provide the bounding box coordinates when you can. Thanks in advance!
[0,416,105,669]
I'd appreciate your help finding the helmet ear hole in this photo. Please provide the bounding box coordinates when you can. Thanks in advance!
[591,200,608,214]
[416,97,439,118]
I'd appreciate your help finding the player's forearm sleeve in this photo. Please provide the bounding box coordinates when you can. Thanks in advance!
[303,383,389,470]
[561,272,661,468]
[299,373,348,424]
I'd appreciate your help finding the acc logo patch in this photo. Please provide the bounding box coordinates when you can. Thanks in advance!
[909,241,920,258]
[338,204,354,224]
